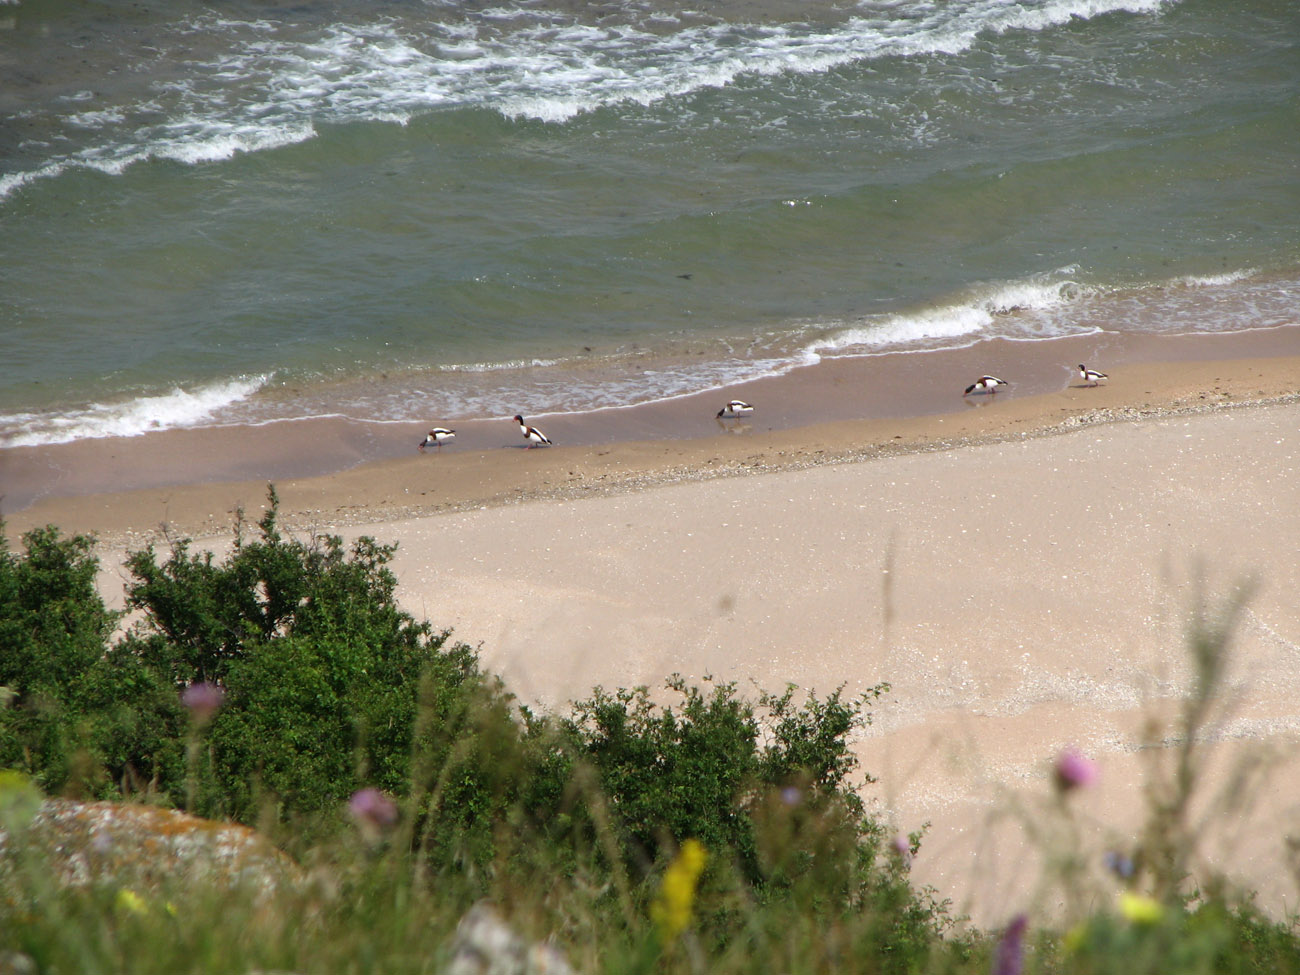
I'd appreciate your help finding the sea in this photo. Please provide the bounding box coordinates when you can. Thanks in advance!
[1,0,1297,449]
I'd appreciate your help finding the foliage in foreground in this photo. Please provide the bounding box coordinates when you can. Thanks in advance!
[0,493,949,970]
[2,498,1300,974]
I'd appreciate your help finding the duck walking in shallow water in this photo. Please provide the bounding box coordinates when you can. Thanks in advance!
[963,376,1008,396]
[418,428,456,452]
[513,414,552,448]
[716,400,755,419]
[1078,364,1108,387]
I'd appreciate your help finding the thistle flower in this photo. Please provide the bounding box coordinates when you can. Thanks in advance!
[181,682,225,723]
[651,839,708,943]
[992,914,1028,975]
[348,788,399,832]
[890,833,913,866]
[1054,747,1098,793]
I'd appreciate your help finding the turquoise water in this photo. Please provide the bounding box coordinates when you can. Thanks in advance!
[1,0,1296,446]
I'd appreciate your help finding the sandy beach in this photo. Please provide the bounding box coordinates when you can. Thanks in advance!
[5,330,1300,928]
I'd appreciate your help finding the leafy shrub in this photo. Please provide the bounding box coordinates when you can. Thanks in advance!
[0,525,180,797]
[118,489,485,823]
[559,675,889,880]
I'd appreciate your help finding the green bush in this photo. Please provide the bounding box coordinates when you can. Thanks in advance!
[0,525,180,797]
[118,489,485,823]
[559,676,889,880]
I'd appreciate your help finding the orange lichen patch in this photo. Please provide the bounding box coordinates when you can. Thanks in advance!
[0,800,301,897]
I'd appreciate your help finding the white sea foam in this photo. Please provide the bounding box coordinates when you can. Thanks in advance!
[409,354,817,421]
[1171,268,1259,289]
[0,165,59,200]
[438,358,562,373]
[0,120,318,200]
[0,375,270,448]
[809,272,1092,356]
[1,0,1177,200]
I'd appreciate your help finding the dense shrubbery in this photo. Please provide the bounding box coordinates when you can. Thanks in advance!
[119,492,486,822]
[0,493,926,911]
[4,492,1300,975]
[0,524,181,799]
[2,492,485,825]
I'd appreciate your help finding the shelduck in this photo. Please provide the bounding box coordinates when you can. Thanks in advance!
[716,400,755,419]
[963,376,1009,396]
[418,428,456,452]
[1078,364,1108,387]
[513,414,552,448]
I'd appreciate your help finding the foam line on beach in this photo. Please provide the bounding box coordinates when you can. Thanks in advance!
[0,374,271,448]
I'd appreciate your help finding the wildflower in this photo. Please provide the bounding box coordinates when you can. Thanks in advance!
[992,914,1028,975]
[348,788,399,833]
[1053,747,1098,793]
[1062,922,1088,955]
[1119,892,1164,925]
[780,786,802,807]
[181,682,225,724]
[115,889,148,916]
[651,839,708,943]
[890,833,913,866]
[1103,849,1135,880]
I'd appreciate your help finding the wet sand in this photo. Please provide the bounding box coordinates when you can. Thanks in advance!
[4,326,1298,539]
[4,328,1300,929]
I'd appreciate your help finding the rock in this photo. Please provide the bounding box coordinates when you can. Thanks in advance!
[0,799,300,896]
[445,904,579,975]
[0,951,36,975]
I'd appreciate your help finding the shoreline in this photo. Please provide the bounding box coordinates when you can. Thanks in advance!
[4,326,1298,545]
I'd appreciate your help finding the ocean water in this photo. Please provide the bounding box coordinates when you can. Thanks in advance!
[1,0,1297,448]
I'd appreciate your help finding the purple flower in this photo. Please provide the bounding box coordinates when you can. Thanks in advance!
[890,833,913,864]
[780,786,803,807]
[349,788,399,830]
[1104,850,1135,880]
[1054,747,1098,792]
[181,682,225,722]
[993,914,1028,975]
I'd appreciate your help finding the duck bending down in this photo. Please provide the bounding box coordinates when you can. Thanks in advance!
[418,428,456,452]
[963,376,1009,396]
[716,400,755,419]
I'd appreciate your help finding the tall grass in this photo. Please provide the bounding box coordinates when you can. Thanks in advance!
[2,509,1300,974]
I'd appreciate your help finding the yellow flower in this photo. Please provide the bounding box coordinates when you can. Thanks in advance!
[651,839,708,942]
[1119,892,1164,925]
[115,889,148,916]
[1062,923,1088,954]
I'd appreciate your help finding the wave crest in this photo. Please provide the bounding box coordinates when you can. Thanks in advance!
[3,0,1176,200]
[1,375,270,447]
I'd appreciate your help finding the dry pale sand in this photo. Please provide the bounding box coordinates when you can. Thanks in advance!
[5,337,1300,929]
[364,397,1300,930]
